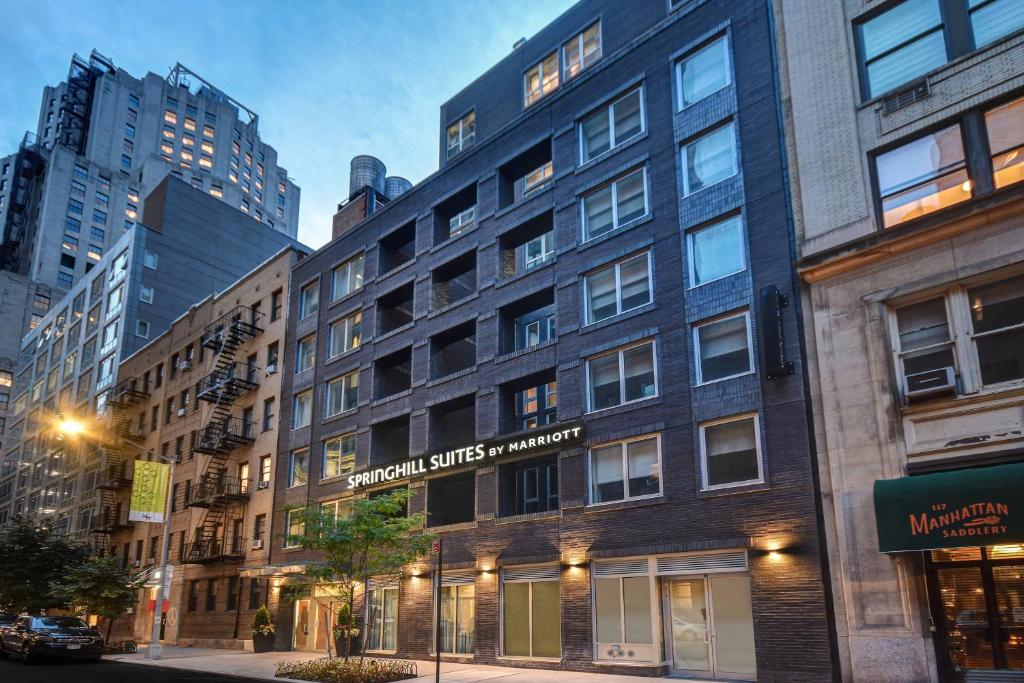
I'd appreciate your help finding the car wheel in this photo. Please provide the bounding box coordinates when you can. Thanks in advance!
[19,644,32,663]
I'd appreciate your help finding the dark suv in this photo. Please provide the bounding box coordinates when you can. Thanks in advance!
[0,616,103,662]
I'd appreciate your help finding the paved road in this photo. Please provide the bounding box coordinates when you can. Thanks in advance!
[0,656,268,682]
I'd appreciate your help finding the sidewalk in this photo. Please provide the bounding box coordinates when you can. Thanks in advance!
[108,646,692,682]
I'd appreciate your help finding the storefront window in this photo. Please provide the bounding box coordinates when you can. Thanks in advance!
[502,567,560,658]
[594,573,654,661]
[438,583,474,654]
[366,586,399,651]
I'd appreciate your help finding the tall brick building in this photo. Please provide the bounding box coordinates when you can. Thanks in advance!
[266,1,836,680]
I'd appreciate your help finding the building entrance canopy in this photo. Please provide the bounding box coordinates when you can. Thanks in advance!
[874,463,1024,552]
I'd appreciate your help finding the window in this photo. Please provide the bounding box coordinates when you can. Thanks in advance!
[125,123,135,138]
[120,155,131,170]
[524,232,554,270]
[262,397,275,432]
[249,578,264,609]
[140,285,154,304]
[288,448,309,487]
[687,215,746,286]
[106,285,124,317]
[677,36,731,108]
[438,583,475,654]
[857,0,947,98]
[970,0,1024,47]
[584,252,652,324]
[502,568,560,658]
[143,250,158,269]
[70,180,86,197]
[90,226,105,242]
[296,335,315,373]
[328,311,362,357]
[525,52,559,107]
[62,234,79,252]
[253,514,266,543]
[325,370,359,417]
[366,586,399,651]
[700,414,763,489]
[694,311,753,384]
[135,320,149,338]
[985,95,1024,189]
[594,571,653,659]
[322,433,356,480]
[282,508,305,548]
[292,391,312,429]
[562,21,601,80]
[331,254,364,301]
[580,87,643,163]
[448,206,476,238]
[68,198,83,215]
[65,216,81,234]
[589,434,661,504]
[270,289,282,321]
[682,123,737,195]
[967,275,1024,385]
[581,168,648,240]
[447,111,476,158]
[187,581,199,611]
[586,340,657,411]
[299,281,319,319]
[267,341,280,371]
[259,455,272,484]
[875,124,970,228]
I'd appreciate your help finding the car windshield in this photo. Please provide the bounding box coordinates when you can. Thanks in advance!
[32,617,88,630]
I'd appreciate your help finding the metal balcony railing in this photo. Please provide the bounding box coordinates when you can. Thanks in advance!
[186,474,249,508]
[90,508,132,532]
[201,306,262,350]
[196,362,259,402]
[109,376,150,407]
[184,536,247,564]
[194,418,256,455]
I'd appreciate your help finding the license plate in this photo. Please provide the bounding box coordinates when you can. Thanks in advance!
[67,644,81,650]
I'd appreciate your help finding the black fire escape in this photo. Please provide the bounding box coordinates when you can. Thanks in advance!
[90,376,148,554]
[185,306,261,564]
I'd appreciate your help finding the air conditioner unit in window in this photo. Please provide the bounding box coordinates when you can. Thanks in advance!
[266,363,278,375]
[251,538,264,550]
[904,366,956,399]
[178,360,192,371]
[176,408,187,417]
[257,480,270,490]
[132,559,141,567]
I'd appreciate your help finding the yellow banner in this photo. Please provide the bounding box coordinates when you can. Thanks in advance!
[129,461,170,522]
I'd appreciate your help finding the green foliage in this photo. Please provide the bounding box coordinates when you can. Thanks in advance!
[252,604,275,637]
[51,554,146,640]
[0,517,89,613]
[274,656,416,683]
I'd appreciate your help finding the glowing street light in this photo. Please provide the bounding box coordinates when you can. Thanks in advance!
[54,414,86,437]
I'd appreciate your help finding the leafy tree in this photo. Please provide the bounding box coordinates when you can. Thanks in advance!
[251,604,275,637]
[0,517,89,613]
[51,554,146,640]
[286,489,435,659]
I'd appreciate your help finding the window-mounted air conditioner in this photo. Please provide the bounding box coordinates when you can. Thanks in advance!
[251,538,264,550]
[176,408,187,417]
[257,480,270,490]
[904,366,955,399]
[266,363,278,375]
[178,360,192,372]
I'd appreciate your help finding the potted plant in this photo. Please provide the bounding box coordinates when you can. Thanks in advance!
[332,604,361,658]
[250,605,275,653]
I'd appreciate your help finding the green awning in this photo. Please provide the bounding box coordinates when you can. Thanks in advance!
[874,462,1024,553]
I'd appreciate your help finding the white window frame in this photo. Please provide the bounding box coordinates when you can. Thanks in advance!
[681,122,738,197]
[686,214,746,288]
[585,339,659,413]
[299,280,319,319]
[523,161,553,196]
[524,52,559,108]
[584,251,653,325]
[292,390,312,430]
[295,335,316,373]
[447,112,476,158]
[587,433,663,505]
[449,206,476,237]
[698,412,764,491]
[674,34,732,110]
[578,86,646,164]
[287,448,309,488]
[693,310,755,385]
[139,285,154,304]
[524,232,554,270]
[328,311,362,358]
[324,370,359,418]
[331,254,365,302]
[562,20,603,81]
[581,167,650,241]
[143,250,158,269]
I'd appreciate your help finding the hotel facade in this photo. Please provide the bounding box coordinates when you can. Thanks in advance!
[267,1,837,680]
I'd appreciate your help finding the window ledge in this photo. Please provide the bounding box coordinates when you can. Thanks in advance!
[321,407,358,425]
[697,482,769,499]
[495,257,556,290]
[429,224,478,255]
[575,131,649,175]
[496,509,560,525]
[428,292,480,319]
[426,365,478,388]
[376,258,416,284]
[900,383,1024,416]
[426,520,478,533]
[580,303,655,334]
[577,213,654,253]
[324,346,362,366]
[584,495,664,514]
[371,388,413,407]
[494,183,554,220]
[496,656,562,663]
[375,321,415,343]
[327,287,364,310]
[585,395,661,419]
[494,338,556,364]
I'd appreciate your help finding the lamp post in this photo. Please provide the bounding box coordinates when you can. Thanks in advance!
[55,412,176,660]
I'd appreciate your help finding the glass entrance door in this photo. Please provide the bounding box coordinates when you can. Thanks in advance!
[665,574,756,679]
[293,599,313,651]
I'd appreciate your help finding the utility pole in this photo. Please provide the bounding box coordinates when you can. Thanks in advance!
[433,538,442,683]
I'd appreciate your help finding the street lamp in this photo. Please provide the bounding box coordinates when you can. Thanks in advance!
[54,411,177,660]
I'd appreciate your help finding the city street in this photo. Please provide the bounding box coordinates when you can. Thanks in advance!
[0,657,266,683]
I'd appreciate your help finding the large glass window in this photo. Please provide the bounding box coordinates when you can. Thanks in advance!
[594,574,653,658]
[682,123,737,195]
[589,435,661,504]
[985,95,1024,189]
[328,311,362,357]
[967,275,1024,385]
[582,168,648,240]
[292,390,312,429]
[858,0,947,98]
[283,509,304,547]
[586,341,657,411]
[325,370,359,417]
[895,297,956,384]
[366,586,399,651]
[700,414,763,489]
[295,335,315,373]
[288,448,308,488]
[694,312,753,384]
[502,570,560,658]
[676,36,731,108]
[331,254,364,302]
[580,88,643,163]
[969,0,1024,48]
[876,125,971,228]
[562,21,601,80]
[584,252,652,323]
[524,52,559,107]
[322,433,356,480]
[438,583,475,654]
[687,215,745,287]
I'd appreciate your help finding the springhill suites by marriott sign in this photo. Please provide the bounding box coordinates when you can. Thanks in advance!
[347,421,584,490]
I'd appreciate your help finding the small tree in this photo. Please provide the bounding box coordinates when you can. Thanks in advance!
[286,489,435,659]
[51,554,146,641]
[251,604,275,637]
[0,517,89,614]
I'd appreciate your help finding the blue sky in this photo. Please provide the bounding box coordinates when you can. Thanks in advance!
[0,0,576,247]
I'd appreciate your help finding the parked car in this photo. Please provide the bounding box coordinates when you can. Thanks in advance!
[0,616,104,662]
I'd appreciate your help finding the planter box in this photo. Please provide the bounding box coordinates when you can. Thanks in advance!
[252,633,275,653]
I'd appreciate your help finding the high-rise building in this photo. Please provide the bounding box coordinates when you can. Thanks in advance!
[265,1,836,679]
[776,0,1024,680]
[0,178,306,538]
